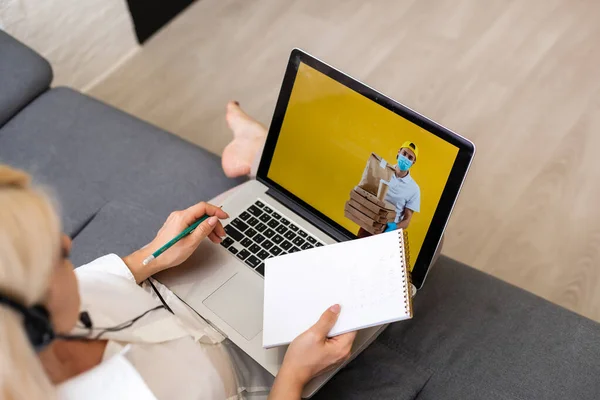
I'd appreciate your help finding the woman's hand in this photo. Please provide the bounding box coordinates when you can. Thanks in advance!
[124,202,229,283]
[269,305,357,399]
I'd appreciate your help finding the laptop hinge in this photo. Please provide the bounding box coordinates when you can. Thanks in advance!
[264,187,351,243]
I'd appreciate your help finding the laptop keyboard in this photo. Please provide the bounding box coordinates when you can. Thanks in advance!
[221,200,324,276]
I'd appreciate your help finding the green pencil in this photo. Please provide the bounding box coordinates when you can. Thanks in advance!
[142,214,211,266]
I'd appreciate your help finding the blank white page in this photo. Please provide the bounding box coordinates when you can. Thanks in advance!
[263,229,411,348]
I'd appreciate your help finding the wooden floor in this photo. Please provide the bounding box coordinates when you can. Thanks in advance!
[88,0,600,322]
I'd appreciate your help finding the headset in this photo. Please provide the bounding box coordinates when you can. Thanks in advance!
[0,279,173,353]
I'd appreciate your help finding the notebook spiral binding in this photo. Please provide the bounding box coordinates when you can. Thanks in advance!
[400,229,413,317]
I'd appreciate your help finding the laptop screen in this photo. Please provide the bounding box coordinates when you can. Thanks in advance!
[266,62,460,270]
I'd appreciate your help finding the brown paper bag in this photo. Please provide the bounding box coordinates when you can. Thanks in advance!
[358,153,396,196]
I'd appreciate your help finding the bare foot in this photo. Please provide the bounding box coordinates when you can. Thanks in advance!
[222,101,267,178]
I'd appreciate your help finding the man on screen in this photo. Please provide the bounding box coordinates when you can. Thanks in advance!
[383,141,421,232]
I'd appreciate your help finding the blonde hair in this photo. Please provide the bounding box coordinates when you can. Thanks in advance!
[0,165,61,400]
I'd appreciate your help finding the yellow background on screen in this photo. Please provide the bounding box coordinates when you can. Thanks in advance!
[268,63,458,267]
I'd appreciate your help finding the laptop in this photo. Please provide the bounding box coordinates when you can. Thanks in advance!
[156,49,475,397]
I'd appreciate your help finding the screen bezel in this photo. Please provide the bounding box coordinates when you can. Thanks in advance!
[257,49,475,289]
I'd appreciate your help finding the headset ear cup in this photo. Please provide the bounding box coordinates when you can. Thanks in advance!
[0,295,56,352]
[24,305,55,352]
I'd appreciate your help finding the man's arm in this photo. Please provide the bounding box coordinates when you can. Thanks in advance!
[397,188,420,229]
[384,208,413,232]
[396,208,414,229]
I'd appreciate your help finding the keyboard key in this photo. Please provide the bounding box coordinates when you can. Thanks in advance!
[224,225,244,241]
[239,211,251,221]
[301,243,313,250]
[247,217,259,227]
[315,242,323,247]
[259,214,270,223]
[245,228,257,238]
[236,249,250,260]
[298,230,308,238]
[231,218,248,232]
[270,246,283,256]
[264,229,276,239]
[256,263,265,276]
[220,237,234,248]
[284,231,296,240]
[264,206,273,213]
[257,250,270,260]
[249,244,261,254]
[307,236,317,244]
[280,218,290,226]
[241,238,253,248]
[280,241,293,251]
[272,234,284,245]
[289,224,299,232]
[292,236,305,247]
[272,212,281,220]
[255,200,265,208]
[228,247,239,255]
[248,205,263,217]
[255,223,267,232]
[289,247,300,253]
[275,225,287,234]
[253,234,266,244]
[267,219,279,228]
[262,240,274,250]
[245,255,261,268]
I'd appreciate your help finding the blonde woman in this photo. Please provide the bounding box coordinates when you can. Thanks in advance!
[0,164,356,400]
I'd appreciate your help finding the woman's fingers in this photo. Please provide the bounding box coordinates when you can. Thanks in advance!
[208,231,222,244]
[332,331,357,346]
[311,304,341,338]
[329,331,356,362]
[190,215,219,242]
[185,216,226,246]
[183,202,229,225]
[213,221,226,238]
[208,220,226,243]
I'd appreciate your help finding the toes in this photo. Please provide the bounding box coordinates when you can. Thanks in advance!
[227,100,240,113]
[226,101,247,132]
[226,100,247,118]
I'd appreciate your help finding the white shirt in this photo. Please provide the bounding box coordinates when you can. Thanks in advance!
[57,345,158,400]
[384,172,421,222]
[58,254,272,400]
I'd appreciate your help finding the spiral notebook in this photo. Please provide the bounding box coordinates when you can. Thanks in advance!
[263,229,412,348]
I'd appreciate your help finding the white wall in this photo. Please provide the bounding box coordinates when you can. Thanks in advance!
[0,0,139,90]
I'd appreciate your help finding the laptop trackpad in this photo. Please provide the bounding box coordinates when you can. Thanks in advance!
[203,273,264,340]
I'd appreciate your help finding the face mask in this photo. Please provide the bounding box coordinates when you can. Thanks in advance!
[397,155,413,171]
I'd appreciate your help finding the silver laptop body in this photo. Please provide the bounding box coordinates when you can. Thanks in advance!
[156,179,388,397]
[154,47,475,397]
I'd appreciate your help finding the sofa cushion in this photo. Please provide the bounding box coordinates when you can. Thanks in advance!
[0,30,52,128]
[316,256,600,400]
[0,87,246,236]
[70,201,163,267]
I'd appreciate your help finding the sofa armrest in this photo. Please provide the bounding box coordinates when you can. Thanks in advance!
[0,29,52,128]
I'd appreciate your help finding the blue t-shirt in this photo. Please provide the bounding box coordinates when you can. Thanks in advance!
[384,172,421,223]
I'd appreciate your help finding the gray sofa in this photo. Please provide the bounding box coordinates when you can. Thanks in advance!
[1,30,599,399]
